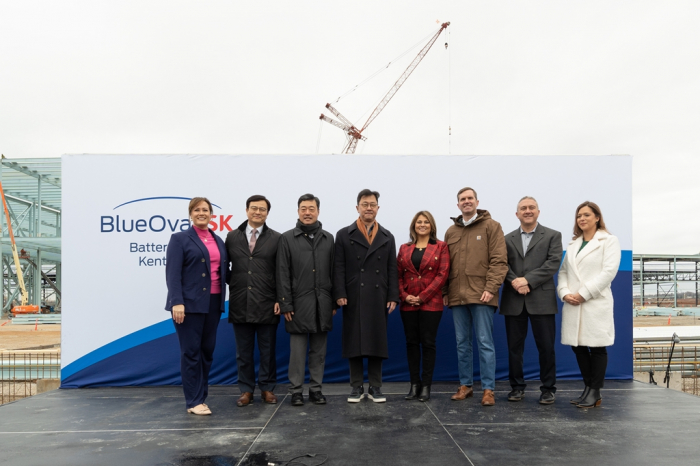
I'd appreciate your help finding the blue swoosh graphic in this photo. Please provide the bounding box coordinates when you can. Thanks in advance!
[113,197,222,210]
[61,305,229,380]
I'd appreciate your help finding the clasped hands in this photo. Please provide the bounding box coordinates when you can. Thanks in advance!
[563,293,586,305]
[511,277,530,295]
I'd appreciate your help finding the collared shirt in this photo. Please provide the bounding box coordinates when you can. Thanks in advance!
[460,213,477,226]
[246,223,261,244]
[520,224,538,255]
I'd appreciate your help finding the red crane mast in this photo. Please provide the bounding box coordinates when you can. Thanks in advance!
[319,22,449,154]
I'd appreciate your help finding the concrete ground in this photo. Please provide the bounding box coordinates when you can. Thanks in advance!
[1,380,700,466]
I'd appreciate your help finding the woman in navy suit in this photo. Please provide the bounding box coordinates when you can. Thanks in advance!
[166,197,228,415]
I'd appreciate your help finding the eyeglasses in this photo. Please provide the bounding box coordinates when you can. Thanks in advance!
[249,206,268,213]
[359,203,378,209]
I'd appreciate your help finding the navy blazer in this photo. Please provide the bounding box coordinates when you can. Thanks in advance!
[165,226,228,314]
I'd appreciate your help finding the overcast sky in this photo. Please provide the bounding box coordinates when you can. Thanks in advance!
[1,1,698,254]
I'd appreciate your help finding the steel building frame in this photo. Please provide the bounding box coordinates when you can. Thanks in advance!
[633,254,700,308]
[0,157,61,315]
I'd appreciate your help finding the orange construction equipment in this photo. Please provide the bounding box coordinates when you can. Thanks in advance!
[0,181,39,316]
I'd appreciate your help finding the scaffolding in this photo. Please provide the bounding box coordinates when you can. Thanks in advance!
[0,157,61,316]
[633,254,700,309]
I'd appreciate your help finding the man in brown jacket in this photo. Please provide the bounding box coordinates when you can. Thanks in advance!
[443,187,508,406]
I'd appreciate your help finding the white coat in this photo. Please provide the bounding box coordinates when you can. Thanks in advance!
[557,230,621,347]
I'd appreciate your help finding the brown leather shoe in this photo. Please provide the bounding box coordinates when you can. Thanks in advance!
[481,389,495,406]
[451,385,474,401]
[261,390,278,404]
[237,392,253,407]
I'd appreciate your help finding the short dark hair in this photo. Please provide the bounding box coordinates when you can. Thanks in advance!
[357,189,380,205]
[246,195,271,211]
[297,193,320,208]
[457,187,477,200]
[188,197,213,215]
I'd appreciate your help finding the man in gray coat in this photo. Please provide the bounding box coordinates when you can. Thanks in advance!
[276,194,335,406]
[499,196,562,404]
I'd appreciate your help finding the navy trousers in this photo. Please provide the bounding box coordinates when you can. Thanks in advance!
[174,294,221,408]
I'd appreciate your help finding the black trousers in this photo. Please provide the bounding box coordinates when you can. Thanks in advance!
[504,305,556,393]
[232,322,278,393]
[349,356,383,387]
[400,310,443,385]
[572,345,608,389]
[173,294,221,408]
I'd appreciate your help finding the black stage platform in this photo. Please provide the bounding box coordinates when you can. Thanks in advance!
[1,380,699,466]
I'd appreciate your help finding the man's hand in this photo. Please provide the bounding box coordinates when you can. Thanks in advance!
[284,311,294,322]
[511,277,529,290]
[480,291,494,303]
[333,309,337,316]
[274,303,281,315]
[337,298,347,307]
[387,302,397,314]
[172,305,185,324]
[443,295,449,307]
[517,286,530,295]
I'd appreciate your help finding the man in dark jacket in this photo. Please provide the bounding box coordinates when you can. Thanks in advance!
[226,195,281,407]
[500,196,562,404]
[334,189,399,403]
[276,194,336,406]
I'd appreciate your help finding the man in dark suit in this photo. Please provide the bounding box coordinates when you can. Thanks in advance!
[334,189,399,404]
[226,195,281,407]
[500,196,562,404]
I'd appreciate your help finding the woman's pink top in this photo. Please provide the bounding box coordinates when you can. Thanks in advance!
[194,226,221,294]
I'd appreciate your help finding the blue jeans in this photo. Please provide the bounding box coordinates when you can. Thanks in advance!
[452,304,496,390]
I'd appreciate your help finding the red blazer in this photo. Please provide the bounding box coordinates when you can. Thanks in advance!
[397,240,450,312]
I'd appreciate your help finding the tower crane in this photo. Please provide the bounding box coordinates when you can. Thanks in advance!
[319,22,449,154]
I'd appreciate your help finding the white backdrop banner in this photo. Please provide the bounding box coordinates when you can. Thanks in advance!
[61,154,632,386]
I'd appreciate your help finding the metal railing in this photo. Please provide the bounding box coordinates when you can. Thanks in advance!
[0,350,60,405]
[633,344,700,395]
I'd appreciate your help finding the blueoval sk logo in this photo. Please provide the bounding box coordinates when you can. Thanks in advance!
[100,196,234,233]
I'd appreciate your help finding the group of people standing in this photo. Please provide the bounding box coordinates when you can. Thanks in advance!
[165,188,621,416]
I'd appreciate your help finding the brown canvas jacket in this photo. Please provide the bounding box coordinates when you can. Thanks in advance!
[443,209,508,308]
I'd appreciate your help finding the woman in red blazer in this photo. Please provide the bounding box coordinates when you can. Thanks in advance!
[397,211,450,402]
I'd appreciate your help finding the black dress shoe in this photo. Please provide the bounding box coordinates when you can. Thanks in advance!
[308,391,327,405]
[507,389,525,401]
[539,391,555,405]
[570,386,590,405]
[418,385,431,402]
[291,393,304,406]
[576,388,601,408]
[405,383,421,400]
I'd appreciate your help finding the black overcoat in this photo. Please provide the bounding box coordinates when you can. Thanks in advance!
[225,221,281,325]
[333,222,399,359]
[276,225,335,334]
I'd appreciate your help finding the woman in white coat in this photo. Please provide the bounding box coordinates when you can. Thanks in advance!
[557,201,621,408]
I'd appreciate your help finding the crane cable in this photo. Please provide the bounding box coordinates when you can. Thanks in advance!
[447,27,452,155]
[333,29,436,104]
[316,118,323,154]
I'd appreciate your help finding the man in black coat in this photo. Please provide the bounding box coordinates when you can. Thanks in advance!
[334,189,399,403]
[226,195,281,407]
[499,196,562,405]
[276,194,336,406]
